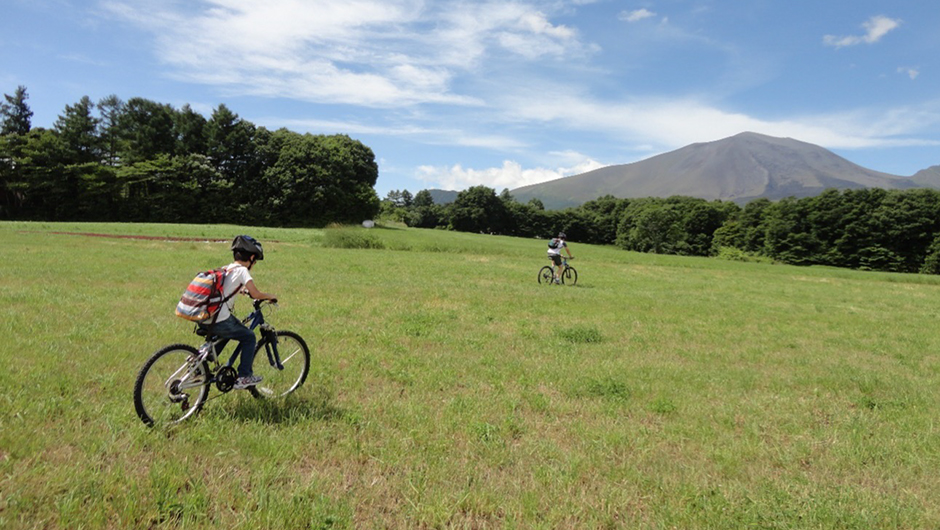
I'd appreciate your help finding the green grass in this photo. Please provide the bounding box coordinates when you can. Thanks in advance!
[3,220,940,528]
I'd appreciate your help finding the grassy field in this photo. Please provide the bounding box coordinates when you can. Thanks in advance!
[2,220,940,529]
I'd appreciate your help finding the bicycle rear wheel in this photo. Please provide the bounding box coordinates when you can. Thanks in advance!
[133,344,209,427]
[250,330,310,399]
[562,266,578,285]
[538,266,555,285]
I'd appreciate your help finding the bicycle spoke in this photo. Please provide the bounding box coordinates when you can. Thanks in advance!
[134,344,209,427]
[279,345,301,364]
[249,331,309,399]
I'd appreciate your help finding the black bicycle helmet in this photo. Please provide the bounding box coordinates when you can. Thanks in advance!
[231,235,264,260]
[558,232,566,239]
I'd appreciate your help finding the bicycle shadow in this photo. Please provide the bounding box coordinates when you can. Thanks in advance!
[223,387,345,425]
[568,283,594,289]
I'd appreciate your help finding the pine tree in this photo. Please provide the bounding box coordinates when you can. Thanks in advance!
[0,85,33,135]
[97,94,124,166]
[54,96,101,164]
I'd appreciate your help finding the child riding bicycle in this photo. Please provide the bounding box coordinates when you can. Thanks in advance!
[201,235,278,389]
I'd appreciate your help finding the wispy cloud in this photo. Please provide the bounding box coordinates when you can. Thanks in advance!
[497,86,940,151]
[823,15,901,48]
[275,118,530,151]
[57,52,110,67]
[898,67,920,80]
[619,9,656,23]
[274,119,436,137]
[101,0,585,107]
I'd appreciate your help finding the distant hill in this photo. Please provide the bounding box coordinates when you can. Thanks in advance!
[912,165,940,189]
[510,132,926,208]
[427,189,459,205]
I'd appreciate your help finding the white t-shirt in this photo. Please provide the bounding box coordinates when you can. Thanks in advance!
[216,263,252,321]
[547,239,567,256]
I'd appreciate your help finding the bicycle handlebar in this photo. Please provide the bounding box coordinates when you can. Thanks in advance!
[252,298,278,310]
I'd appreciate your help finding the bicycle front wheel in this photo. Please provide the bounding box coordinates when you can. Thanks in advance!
[133,344,209,427]
[250,330,310,399]
[538,266,555,285]
[562,266,578,285]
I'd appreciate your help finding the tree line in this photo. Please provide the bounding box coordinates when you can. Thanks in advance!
[381,185,940,274]
[6,85,939,274]
[0,86,380,226]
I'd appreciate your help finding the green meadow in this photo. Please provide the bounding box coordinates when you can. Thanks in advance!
[3,220,940,529]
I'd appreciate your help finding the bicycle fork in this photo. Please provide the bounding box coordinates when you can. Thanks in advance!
[259,324,284,371]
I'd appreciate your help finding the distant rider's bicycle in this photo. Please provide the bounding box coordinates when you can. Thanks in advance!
[538,257,577,286]
[133,299,310,427]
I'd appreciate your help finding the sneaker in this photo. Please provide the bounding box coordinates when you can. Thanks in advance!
[234,375,263,389]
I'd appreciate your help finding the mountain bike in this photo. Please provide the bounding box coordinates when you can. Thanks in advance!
[538,257,577,285]
[133,299,310,427]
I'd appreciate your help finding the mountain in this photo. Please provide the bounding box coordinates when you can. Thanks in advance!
[912,165,940,189]
[510,132,923,209]
[427,189,459,205]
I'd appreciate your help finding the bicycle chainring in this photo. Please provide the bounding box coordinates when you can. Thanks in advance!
[215,366,238,393]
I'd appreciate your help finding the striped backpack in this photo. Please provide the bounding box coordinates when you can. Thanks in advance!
[175,268,241,324]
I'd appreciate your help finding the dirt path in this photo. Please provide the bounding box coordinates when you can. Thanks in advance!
[42,231,230,242]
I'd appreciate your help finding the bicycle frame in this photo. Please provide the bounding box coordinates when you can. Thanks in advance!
[164,360,205,392]
[549,256,571,271]
[189,301,286,387]
[227,301,284,370]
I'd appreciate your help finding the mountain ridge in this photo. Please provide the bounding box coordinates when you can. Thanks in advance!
[509,132,932,209]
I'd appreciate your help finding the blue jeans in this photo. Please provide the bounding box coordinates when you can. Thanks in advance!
[206,315,257,378]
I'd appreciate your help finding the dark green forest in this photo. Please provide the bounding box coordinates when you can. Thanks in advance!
[380,186,940,274]
[0,86,380,226]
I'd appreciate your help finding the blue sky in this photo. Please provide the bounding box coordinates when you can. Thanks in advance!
[2,0,938,197]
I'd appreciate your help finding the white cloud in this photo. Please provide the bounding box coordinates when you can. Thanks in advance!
[898,67,920,80]
[823,15,901,48]
[417,156,605,190]
[498,89,940,151]
[434,3,582,65]
[619,9,656,23]
[102,0,585,107]
[274,118,436,137]
[275,118,529,150]
[518,11,576,39]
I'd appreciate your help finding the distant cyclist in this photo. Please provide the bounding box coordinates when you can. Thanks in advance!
[547,232,574,284]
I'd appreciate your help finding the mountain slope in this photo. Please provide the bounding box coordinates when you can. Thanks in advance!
[427,189,459,205]
[912,165,940,189]
[510,132,921,208]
